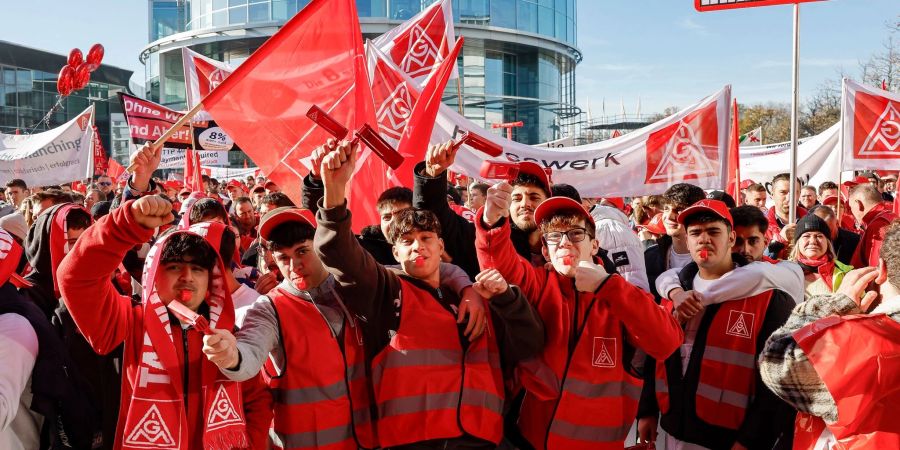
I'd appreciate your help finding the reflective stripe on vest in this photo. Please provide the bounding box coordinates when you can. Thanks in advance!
[372,279,504,447]
[268,288,376,450]
[694,292,772,430]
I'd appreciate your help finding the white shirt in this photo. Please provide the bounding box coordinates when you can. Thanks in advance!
[0,313,42,450]
[668,245,694,271]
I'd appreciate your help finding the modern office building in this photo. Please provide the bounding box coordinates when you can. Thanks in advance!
[143,0,580,145]
[0,41,134,162]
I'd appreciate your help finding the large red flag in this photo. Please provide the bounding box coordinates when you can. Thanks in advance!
[393,38,463,188]
[726,99,741,199]
[201,0,377,229]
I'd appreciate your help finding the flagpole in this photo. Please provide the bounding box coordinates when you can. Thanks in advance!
[456,77,464,114]
[125,100,206,173]
[788,3,800,224]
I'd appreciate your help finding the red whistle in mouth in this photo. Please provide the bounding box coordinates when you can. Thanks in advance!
[562,256,574,266]
[295,277,308,290]
[179,289,192,303]
[699,249,709,260]
[414,257,425,267]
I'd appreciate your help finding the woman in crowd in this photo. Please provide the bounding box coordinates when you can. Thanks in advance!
[789,213,853,297]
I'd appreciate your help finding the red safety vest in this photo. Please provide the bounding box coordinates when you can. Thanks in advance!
[517,275,642,450]
[266,287,377,450]
[656,292,772,430]
[370,279,504,447]
[792,314,900,449]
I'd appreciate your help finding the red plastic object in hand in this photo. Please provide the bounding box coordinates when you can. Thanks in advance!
[462,131,503,157]
[355,123,404,170]
[306,105,349,141]
[478,160,520,181]
[168,290,212,334]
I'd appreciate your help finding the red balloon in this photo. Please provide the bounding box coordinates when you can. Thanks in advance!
[68,48,83,68]
[57,65,75,96]
[86,44,104,67]
[73,63,91,91]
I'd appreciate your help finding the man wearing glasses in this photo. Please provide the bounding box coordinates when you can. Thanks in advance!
[95,175,114,197]
[475,193,683,449]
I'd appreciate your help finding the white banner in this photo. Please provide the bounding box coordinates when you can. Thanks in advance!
[841,78,900,170]
[440,87,732,197]
[0,105,95,187]
[740,122,841,189]
[155,147,229,169]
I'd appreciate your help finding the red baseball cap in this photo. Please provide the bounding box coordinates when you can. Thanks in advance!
[676,199,733,227]
[842,176,872,187]
[516,162,553,195]
[739,179,756,189]
[534,196,595,229]
[226,180,244,190]
[637,213,666,236]
[259,207,317,241]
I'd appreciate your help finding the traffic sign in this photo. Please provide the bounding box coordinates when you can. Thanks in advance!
[695,0,824,12]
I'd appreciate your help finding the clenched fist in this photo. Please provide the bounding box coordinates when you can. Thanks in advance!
[424,140,459,177]
[472,268,509,299]
[483,181,513,226]
[131,196,174,230]
[574,260,608,293]
[202,329,240,370]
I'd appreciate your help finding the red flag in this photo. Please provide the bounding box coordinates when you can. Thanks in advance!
[726,99,741,199]
[243,158,248,169]
[107,158,126,183]
[393,38,463,188]
[201,0,376,229]
[611,130,622,138]
[91,125,109,176]
[184,149,203,192]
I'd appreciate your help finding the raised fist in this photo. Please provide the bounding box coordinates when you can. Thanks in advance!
[131,196,174,230]
[483,181,513,226]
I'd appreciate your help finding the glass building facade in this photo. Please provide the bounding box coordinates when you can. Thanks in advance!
[144,0,579,144]
[0,41,133,163]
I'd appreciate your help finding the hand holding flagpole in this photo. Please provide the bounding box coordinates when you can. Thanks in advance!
[125,100,206,173]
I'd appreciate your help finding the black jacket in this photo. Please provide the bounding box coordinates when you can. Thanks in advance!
[301,174,399,265]
[643,234,674,301]
[833,227,860,267]
[639,257,797,450]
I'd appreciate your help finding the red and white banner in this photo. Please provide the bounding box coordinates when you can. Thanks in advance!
[119,92,200,149]
[372,0,457,88]
[92,124,109,176]
[366,48,732,196]
[842,78,900,170]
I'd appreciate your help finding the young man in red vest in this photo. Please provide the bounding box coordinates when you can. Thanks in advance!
[202,205,476,449]
[313,141,545,449]
[57,195,272,449]
[848,183,898,268]
[475,187,683,449]
[637,199,796,449]
[761,222,900,448]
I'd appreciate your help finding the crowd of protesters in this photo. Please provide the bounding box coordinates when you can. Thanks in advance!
[1,138,898,450]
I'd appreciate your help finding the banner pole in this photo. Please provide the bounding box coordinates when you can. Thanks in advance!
[126,100,206,173]
[788,3,800,223]
[456,77,464,115]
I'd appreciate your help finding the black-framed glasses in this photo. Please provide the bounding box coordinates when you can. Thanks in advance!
[98,181,113,186]
[543,228,588,245]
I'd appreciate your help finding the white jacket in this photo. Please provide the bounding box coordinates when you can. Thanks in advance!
[590,205,650,292]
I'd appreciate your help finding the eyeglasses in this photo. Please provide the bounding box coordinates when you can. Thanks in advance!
[98,182,113,186]
[543,228,588,245]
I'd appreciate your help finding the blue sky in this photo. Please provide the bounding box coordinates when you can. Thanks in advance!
[1,0,896,115]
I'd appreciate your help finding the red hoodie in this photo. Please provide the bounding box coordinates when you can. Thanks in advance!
[58,202,271,449]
